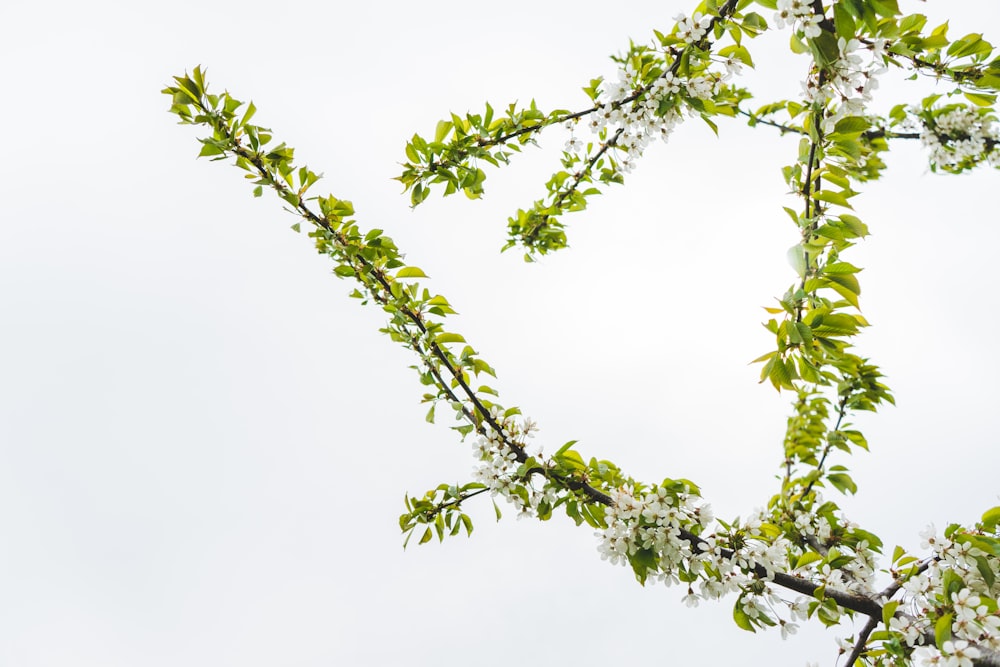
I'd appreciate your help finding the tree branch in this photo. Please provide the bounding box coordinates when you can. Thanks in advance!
[845,616,879,667]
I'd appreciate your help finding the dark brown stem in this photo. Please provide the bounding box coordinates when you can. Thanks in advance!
[522,0,742,246]
[800,394,849,500]
[845,616,879,667]
[737,108,920,141]
[421,486,491,519]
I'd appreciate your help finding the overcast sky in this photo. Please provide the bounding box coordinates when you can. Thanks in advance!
[2,1,999,666]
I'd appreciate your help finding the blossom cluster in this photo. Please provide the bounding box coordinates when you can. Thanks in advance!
[564,36,742,174]
[674,12,712,45]
[772,0,823,38]
[892,525,1000,666]
[470,408,555,518]
[785,504,879,596]
[596,489,800,621]
[596,485,706,574]
[918,106,1000,171]
[801,37,889,132]
[767,1,889,132]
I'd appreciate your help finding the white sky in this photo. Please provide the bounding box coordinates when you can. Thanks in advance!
[1,1,998,665]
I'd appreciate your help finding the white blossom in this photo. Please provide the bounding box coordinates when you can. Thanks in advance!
[674,12,712,45]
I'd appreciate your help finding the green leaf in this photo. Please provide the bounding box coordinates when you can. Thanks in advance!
[826,279,861,309]
[813,190,853,209]
[870,0,899,18]
[434,120,453,143]
[555,449,586,471]
[198,143,225,157]
[934,613,953,649]
[838,214,869,237]
[555,440,579,457]
[833,3,855,39]
[404,143,420,163]
[395,267,428,279]
[787,244,807,277]
[733,601,756,633]
[882,600,899,628]
[892,545,905,564]
[434,332,466,344]
[333,265,356,278]
[833,116,871,135]
[965,92,997,107]
[769,356,796,390]
[983,506,1000,531]
[796,551,823,569]
[631,548,657,583]
[976,556,997,588]
[827,472,858,495]
[825,271,861,294]
[809,30,840,69]
[719,44,754,67]
[941,569,964,598]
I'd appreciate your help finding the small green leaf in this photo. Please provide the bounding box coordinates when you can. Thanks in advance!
[555,440,579,456]
[965,92,997,107]
[733,601,756,633]
[827,473,858,495]
[796,551,823,569]
[396,267,428,279]
[813,190,853,209]
[333,265,356,278]
[976,556,996,588]
[435,332,466,344]
[983,506,1000,531]
[935,613,953,649]
[198,143,225,157]
[882,600,899,628]
[787,244,807,277]
[434,120,453,143]
[555,449,586,471]
[833,116,871,135]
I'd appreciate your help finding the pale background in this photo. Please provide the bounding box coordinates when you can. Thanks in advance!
[1,1,998,665]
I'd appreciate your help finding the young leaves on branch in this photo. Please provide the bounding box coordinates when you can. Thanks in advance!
[165,0,1000,663]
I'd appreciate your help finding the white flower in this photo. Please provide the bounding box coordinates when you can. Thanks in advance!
[685,76,714,100]
[660,71,682,94]
[774,0,816,31]
[802,14,822,38]
[920,524,945,551]
[869,38,888,61]
[674,12,712,45]
[941,639,981,667]
[890,615,924,647]
[722,55,743,78]
[914,646,943,666]
[952,588,982,621]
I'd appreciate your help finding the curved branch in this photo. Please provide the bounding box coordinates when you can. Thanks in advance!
[845,616,880,667]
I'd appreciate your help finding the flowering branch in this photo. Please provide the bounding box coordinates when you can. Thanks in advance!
[163,1,1000,664]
